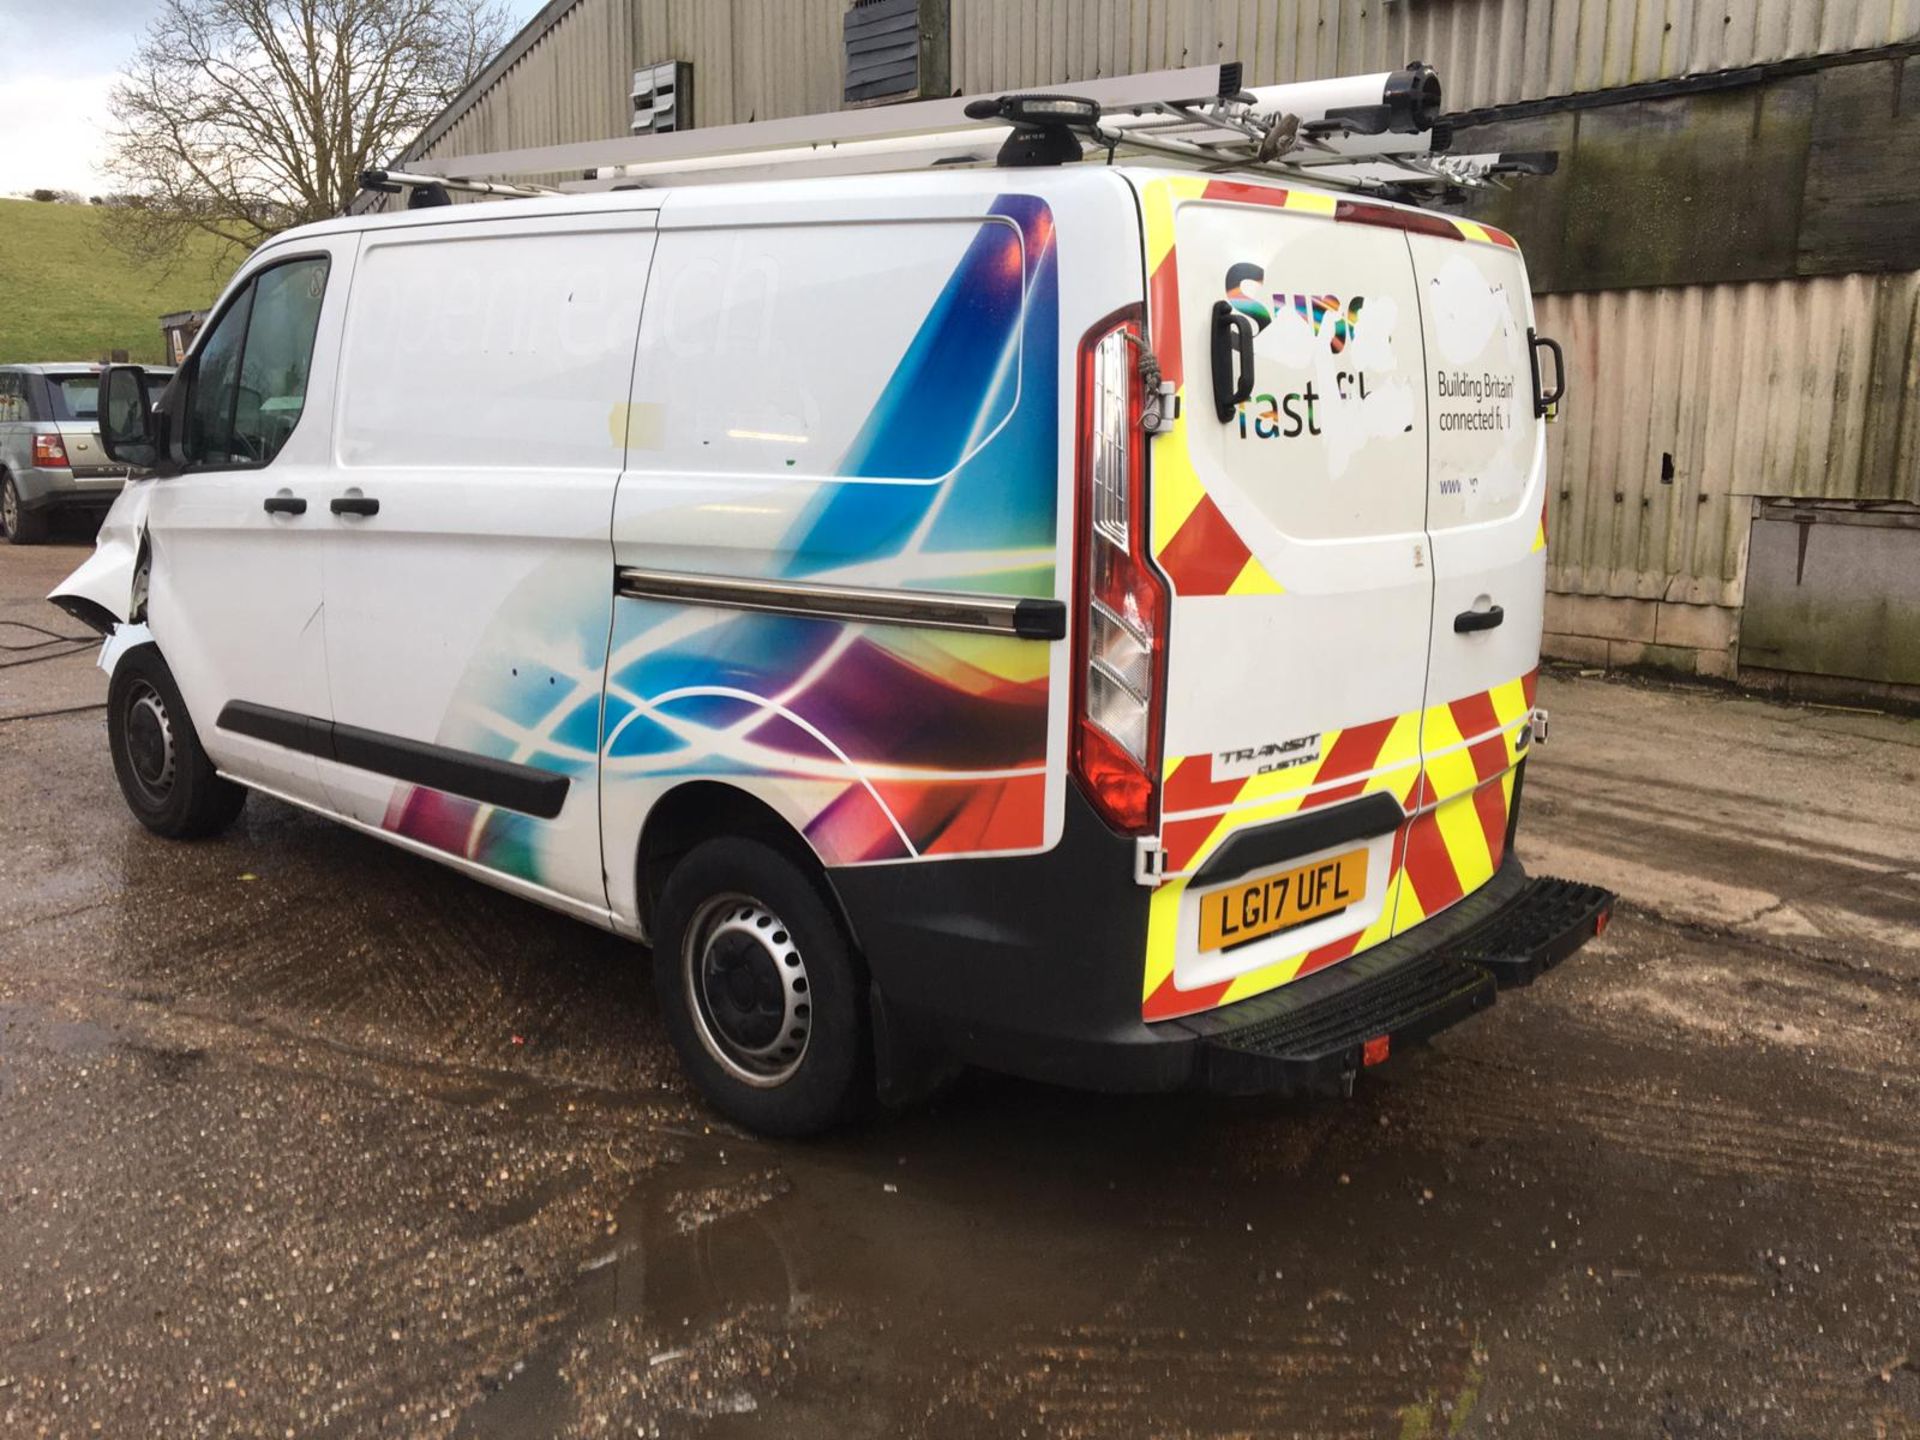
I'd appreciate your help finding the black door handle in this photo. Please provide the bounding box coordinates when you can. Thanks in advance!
[1528,328,1566,417]
[330,495,380,517]
[1210,300,1257,421]
[262,495,307,515]
[1454,604,1505,633]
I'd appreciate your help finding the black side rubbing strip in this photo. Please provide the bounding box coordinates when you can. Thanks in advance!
[217,700,331,757]
[1188,791,1406,891]
[217,701,569,820]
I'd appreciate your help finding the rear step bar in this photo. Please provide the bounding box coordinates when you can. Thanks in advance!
[1447,875,1612,987]
[1194,874,1613,1096]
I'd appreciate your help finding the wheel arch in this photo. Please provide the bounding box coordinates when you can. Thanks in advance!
[634,780,860,951]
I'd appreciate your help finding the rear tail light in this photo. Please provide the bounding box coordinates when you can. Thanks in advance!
[1071,306,1169,834]
[33,433,69,468]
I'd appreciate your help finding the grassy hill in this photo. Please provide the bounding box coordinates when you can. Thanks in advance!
[0,198,242,365]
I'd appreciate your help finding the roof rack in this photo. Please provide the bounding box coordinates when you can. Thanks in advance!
[358,167,560,208]
[365,62,1553,209]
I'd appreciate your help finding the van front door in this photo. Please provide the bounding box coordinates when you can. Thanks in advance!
[1136,178,1435,1021]
[316,214,658,918]
[145,241,351,808]
[1399,223,1548,930]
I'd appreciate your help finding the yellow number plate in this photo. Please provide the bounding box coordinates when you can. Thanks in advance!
[1197,847,1368,953]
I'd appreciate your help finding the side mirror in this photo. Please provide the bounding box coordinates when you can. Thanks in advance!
[99,365,159,469]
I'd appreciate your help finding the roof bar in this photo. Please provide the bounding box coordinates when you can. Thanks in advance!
[406,65,1230,180]
[359,168,559,202]
[390,62,1550,206]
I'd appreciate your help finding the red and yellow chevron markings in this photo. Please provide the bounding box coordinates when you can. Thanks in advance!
[1143,707,1422,1020]
[1141,668,1539,1022]
[1398,669,1536,929]
[1140,177,1517,601]
[1142,177,1284,600]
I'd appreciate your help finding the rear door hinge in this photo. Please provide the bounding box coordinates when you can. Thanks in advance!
[1134,836,1167,886]
[1529,706,1550,745]
[1142,379,1180,434]
[1130,332,1179,435]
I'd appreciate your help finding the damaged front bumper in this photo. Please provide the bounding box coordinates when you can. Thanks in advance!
[46,479,153,639]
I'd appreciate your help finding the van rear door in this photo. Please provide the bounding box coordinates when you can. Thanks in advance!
[1399,223,1546,929]
[1135,176,1433,1022]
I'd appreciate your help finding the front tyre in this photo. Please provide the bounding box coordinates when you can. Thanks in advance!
[107,645,247,839]
[654,837,868,1137]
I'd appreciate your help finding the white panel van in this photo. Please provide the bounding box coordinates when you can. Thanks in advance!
[59,111,1610,1134]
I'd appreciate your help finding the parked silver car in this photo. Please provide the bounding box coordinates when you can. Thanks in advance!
[0,364,173,545]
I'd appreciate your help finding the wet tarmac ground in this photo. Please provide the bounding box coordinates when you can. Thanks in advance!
[3,536,1918,1438]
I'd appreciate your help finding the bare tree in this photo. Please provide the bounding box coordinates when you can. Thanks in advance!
[108,0,511,258]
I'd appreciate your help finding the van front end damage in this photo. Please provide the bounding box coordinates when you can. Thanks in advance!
[47,481,155,675]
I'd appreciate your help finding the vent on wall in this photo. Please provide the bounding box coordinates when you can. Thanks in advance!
[632,60,692,133]
[843,0,949,107]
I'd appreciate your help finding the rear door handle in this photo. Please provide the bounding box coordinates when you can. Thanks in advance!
[1210,301,1257,422]
[1454,604,1505,633]
[263,494,307,516]
[330,495,380,517]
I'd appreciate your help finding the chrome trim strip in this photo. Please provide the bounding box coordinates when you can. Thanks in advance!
[614,567,1067,640]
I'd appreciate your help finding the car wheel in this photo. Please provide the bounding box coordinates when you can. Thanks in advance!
[1,472,46,545]
[654,837,868,1137]
[107,645,247,839]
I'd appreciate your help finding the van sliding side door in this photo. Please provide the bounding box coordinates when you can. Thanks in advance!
[316,213,660,916]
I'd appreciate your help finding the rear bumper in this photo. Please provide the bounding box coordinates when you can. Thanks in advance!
[14,464,126,510]
[1184,864,1611,1096]
[832,792,1612,1098]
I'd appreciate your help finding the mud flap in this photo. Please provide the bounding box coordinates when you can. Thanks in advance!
[869,980,964,1111]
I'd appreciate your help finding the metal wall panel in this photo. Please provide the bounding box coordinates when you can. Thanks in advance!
[411,0,849,166]
[1742,503,1920,683]
[949,0,1920,113]
[1537,271,1920,608]
[411,0,1920,165]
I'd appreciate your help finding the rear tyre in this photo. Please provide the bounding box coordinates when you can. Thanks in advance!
[654,837,868,1137]
[107,645,247,839]
[1,472,47,545]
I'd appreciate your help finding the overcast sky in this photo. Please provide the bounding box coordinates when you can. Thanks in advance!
[0,0,550,197]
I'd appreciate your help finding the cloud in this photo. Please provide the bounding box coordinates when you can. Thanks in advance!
[0,0,558,197]
[0,73,122,196]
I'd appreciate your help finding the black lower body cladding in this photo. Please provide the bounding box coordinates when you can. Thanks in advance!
[829,789,1613,1097]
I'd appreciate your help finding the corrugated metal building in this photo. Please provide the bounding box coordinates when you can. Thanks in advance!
[395,0,1920,700]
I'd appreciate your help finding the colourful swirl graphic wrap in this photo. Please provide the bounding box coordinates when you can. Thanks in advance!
[388,194,1062,880]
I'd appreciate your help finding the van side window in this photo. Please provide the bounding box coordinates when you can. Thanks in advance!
[184,256,329,469]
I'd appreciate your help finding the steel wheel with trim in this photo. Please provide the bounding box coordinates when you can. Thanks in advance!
[654,837,868,1136]
[2,471,47,545]
[107,644,247,838]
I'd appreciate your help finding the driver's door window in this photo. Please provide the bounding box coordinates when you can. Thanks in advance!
[184,256,329,469]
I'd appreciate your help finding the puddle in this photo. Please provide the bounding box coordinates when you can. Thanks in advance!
[0,1000,117,1061]
[452,1078,1523,1437]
